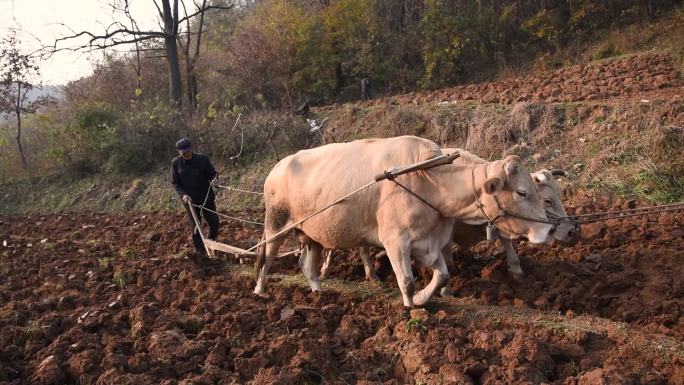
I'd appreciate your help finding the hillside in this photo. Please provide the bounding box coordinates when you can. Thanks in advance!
[1,50,681,214]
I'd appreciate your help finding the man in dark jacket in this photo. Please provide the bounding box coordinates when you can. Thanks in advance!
[171,138,220,256]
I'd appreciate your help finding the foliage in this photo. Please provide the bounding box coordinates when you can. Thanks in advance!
[47,100,180,176]
[1,0,681,181]
[0,29,49,168]
[406,318,427,333]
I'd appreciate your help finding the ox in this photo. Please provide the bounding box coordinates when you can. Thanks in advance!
[255,136,554,307]
[319,148,579,282]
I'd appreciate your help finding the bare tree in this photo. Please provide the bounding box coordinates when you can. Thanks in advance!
[49,0,233,109]
[0,31,48,169]
[179,0,208,114]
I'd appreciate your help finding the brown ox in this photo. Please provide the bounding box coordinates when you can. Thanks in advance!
[319,148,579,282]
[255,136,554,307]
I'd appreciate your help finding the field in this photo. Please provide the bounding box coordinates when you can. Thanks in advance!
[1,190,683,384]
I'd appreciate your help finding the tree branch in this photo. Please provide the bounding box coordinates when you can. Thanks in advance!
[152,0,165,20]
[177,4,234,26]
[193,0,207,62]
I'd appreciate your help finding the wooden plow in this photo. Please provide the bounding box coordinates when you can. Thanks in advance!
[188,203,301,262]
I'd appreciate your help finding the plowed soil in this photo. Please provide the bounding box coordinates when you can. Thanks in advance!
[316,52,683,112]
[1,192,683,385]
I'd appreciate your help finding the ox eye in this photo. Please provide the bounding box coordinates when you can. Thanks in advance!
[544,198,553,206]
[516,189,527,198]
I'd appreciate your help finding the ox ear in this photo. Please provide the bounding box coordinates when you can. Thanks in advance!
[503,155,521,176]
[483,177,504,195]
[550,169,569,178]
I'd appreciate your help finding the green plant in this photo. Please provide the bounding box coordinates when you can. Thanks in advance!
[98,257,112,269]
[570,360,580,376]
[113,269,126,289]
[118,248,140,259]
[406,318,428,333]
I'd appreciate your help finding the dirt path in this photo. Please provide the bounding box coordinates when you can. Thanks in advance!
[1,196,683,384]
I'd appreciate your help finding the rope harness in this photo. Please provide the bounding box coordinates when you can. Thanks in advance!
[189,202,264,226]
[381,170,442,214]
[469,164,559,226]
[558,201,684,224]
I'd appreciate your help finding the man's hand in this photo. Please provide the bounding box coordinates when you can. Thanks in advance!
[182,195,192,204]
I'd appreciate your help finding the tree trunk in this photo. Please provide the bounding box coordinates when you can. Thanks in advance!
[165,35,183,107]
[187,70,198,113]
[16,109,27,169]
[15,82,27,169]
[162,0,182,108]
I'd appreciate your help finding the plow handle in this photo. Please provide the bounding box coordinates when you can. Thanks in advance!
[375,151,461,182]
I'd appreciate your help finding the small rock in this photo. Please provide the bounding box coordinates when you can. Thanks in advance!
[32,355,65,385]
[465,361,488,377]
[148,329,186,362]
[584,253,602,263]
[280,306,295,321]
[146,233,161,242]
[607,232,628,247]
[409,308,430,321]
[582,222,607,240]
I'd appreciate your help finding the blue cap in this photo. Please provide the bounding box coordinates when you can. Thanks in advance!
[176,138,191,151]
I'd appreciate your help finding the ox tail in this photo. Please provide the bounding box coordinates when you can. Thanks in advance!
[255,234,266,275]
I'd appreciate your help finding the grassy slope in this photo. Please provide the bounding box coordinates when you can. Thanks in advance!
[2,97,681,215]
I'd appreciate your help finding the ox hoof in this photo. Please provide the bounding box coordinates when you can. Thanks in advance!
[253,291,271,299]
[507,269,524,282]
[439,286,454,297]
[412,295,430,308]
[319,272,329,281]
[365,273,380,282]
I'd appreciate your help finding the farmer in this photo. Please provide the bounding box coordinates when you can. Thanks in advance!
[171,138,220,257]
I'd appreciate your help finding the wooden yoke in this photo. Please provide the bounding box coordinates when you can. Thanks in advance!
[375,151,461,182]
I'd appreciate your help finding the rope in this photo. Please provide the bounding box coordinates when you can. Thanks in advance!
[213,184,264,195]
[570,204,684,224]
[245,179,379,253]
[218,113,242,167]
[190,203,264,226]
[570,202,684,218]
[390,179,442,213]
[229,116,245,161]
[547,201,684,223]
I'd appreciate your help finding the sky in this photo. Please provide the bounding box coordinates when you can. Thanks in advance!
[0,0,161,86]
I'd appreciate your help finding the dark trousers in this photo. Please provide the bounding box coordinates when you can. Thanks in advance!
[184,199,220,254]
